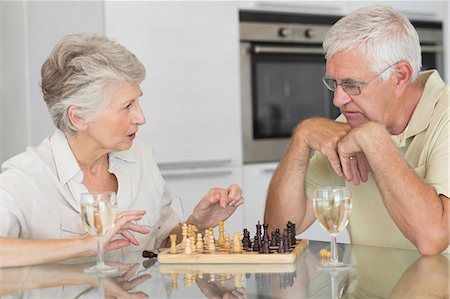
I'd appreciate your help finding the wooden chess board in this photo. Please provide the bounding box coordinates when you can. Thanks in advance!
[157,239,308,264]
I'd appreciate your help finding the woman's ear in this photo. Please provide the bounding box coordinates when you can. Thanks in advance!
[67,106,87,131]
[393,61,413,97]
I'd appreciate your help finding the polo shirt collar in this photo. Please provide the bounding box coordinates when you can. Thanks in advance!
[405,70,445,139]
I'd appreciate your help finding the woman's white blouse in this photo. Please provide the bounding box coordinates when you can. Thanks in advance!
[0,129,182,250]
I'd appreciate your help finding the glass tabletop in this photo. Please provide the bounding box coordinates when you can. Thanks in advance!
[0,241,448,298]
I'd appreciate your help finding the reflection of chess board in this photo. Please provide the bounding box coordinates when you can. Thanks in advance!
[157,239,308,264]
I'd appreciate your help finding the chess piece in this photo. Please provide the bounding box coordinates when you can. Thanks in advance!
[169,234,178,254]
[270,231,277,246]
[275,228,281,245]
[190,236,196,252]
[218,219,225,248]
[208,237,216,252]
[262,237,270,254]
[233,232,243,253]
[224,233,231,250]
[181,223,188,250]
[196,233,204,251]
[278,237,285,253]
[242,228,252,250]
[184,238,192,254]
[252,234,260,252]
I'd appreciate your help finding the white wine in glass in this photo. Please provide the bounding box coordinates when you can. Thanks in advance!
[313,186,352,270]
[80,191,118,274]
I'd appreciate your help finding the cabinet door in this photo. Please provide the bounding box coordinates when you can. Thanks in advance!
[161,164,244,234]
[104,2,242,165]
[243,163,350,243]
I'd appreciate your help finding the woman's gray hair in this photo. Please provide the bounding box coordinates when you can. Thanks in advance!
[41,34,146,136]
[323,5,422,82]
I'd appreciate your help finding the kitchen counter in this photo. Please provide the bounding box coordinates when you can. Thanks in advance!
[0,240,448,298]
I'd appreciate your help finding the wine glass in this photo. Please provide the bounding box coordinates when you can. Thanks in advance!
[313,186,352,270]
[80,191,118,274]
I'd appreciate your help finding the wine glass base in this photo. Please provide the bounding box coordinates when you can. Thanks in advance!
[83,264,118,275]
[317,262,352,271]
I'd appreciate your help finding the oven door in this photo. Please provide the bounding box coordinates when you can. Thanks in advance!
[241,42,339,163]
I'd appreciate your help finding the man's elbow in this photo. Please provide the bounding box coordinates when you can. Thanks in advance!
[415,233,449,256]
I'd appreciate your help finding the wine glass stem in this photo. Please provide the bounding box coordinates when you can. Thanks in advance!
[97,238,105,267]
[330,235,338,264]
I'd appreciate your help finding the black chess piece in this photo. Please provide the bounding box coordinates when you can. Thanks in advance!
[291,222,297,245]
[275,228,281,245]
[278,237,285,253]
[262,237,270,254]
[242,228,252,250]
[283,229,289,252]
[270,231,277,246]
[253,234,260,252]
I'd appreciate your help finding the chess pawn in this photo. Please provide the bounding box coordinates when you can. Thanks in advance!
[184,238,192,254]
[208,237,216,252]
[233,232,243,253]
[190,236,196,253]
[224,233,231,250]
[196,233,204,252]
[169,234,178,254]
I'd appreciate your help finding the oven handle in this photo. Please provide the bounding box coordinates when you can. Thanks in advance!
[252,45,324,55]
[421,45,443,53]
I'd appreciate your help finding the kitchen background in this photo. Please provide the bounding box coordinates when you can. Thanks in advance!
[1,1,449,242]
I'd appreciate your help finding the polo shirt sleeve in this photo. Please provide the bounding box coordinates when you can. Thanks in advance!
[425,108,449,198]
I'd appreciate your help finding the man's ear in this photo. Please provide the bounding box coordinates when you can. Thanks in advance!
[392,61,413,97]
[67,105,87,131]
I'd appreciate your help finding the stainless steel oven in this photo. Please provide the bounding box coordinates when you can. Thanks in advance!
[239,10,444,164]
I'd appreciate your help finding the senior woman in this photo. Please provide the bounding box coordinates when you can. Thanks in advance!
[0,34,244,267]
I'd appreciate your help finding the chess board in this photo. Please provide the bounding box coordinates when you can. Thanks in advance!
[157,239,308,264]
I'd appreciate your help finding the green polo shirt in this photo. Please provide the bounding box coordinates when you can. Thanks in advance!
[305,70,449,253]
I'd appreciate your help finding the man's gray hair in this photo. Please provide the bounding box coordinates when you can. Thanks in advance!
[323,5,422,82]
[41,34,146,136]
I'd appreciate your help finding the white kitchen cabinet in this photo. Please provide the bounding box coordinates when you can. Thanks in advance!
[238,1,349,16]
[161,163,245,234]
[243,163,350,243]
[349,1,447,21]
[104,2,242,166]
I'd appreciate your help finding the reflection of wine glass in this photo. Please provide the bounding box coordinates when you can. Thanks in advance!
[313,186,352,270]
[80,191,118,274]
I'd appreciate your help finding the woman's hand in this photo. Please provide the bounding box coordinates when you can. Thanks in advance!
[88,210,150,254]
[187,184,244,231]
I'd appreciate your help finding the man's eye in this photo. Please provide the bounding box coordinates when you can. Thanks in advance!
[342,84,358,90]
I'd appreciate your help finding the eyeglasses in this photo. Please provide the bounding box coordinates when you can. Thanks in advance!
[322,63,397,96]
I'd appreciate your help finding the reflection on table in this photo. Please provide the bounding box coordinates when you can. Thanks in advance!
[0,241,448,298]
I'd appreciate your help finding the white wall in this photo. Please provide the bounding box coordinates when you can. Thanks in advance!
[0,1,104,164]
[1,1,29,164]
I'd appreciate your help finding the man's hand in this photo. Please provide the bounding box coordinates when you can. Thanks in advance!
[337,122,387,185]
[299,118,352,176]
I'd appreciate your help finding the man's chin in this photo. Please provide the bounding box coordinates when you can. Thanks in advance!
[347,118,368,128]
